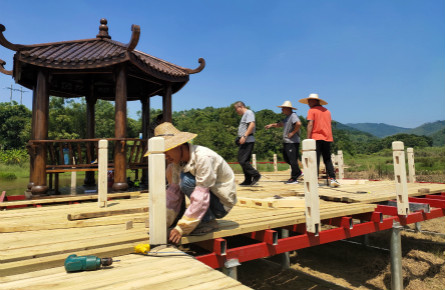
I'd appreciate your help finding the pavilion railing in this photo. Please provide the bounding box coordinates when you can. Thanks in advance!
[27,138,148,173]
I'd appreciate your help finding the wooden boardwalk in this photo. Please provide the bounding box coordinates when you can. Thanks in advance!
[1,173,443,287]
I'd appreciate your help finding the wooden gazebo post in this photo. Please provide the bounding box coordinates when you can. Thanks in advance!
[140,97,150,185]
[31,70,49,194]
[162,84,172,122]
[84,88,97,186]
[112,64,128,191]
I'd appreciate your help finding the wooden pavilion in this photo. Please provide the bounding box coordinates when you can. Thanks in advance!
[0,19,205,195]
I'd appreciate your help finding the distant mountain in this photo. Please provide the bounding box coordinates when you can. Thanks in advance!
[346,123,410,138]
[406,121,445,136]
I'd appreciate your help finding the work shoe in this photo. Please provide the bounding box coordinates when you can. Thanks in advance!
[239,180,251,186]
[189,220,219,236]
[250,174,262,186]
[285,178,299,184]
[330,179,340,187]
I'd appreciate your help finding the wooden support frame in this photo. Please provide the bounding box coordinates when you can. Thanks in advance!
[407,147,416,183]
[302,139,320,235]
[337,150,344,180]
[98,140,108,207]
[273,154,277,172]
[392,141,409,215]
[148,137,167,245]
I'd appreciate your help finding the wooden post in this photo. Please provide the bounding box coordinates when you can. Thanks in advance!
[302,139,320,235]
[112,64,128,191]
[252,154,257,169]
[141,97,150,186]
[148,137,167,245]
[84,92,97,186]
[273,154,277,172]
[407,148,416,183]
[31,70,49,195]
[98,140,108,207]
[162,84,172,123]
[337,150,344,180]
[70,157,76,196]
[392,141,409,216]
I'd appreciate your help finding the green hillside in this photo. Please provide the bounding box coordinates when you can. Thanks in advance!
[346,123,410,138]
[406,120,445,136]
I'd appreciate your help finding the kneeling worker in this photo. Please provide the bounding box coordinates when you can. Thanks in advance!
[149,122,237,244]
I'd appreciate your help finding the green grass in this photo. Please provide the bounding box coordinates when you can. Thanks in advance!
[0,163,30,179]
[229,162,289,174]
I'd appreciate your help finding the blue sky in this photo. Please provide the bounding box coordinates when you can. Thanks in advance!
[0,0,443,128]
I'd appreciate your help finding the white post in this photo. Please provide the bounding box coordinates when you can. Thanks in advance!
[98,139,108,208]
[252,154,257,170]
[302,139,320,235]
[392,141,409,216]
[407,148,416,183]
[337,150,344,180]
[148,137,167,245]
[273,154,277,172]
[70,157,76,196]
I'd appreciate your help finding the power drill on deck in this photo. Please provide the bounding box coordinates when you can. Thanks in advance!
[64,254,114,272]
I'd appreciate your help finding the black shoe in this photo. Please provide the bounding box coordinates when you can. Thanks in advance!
[250,174,261,186]
[285,178,299,184]
[239,179,251,186]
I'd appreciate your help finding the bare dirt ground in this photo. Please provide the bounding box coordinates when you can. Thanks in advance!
[237,217,445,290]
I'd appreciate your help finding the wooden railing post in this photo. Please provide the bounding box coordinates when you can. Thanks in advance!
[302,139,320,235]
[252,154,257,169]
[392,141,409,215]
[337,150,344,180]
[273,154,277,172]
[407,148,416,183]
[70,157,76,196]
[98,140,108,207]
[148,137,167,245]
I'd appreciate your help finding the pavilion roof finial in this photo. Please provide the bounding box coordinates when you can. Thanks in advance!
[96,18,111,39]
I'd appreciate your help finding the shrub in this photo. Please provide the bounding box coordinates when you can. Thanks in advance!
[0,149,29,165]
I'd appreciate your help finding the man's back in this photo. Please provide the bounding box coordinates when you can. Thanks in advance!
[307,106,333,142]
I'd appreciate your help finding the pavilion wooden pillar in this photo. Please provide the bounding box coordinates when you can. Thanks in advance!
[84,90,97,186]
[27,85,37,192]
[140,97,150,185]
[31,70,49,195]
[162,84,172,122]
[112,64,129,191]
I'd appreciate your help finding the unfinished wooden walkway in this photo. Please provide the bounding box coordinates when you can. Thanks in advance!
[1,172,444,288]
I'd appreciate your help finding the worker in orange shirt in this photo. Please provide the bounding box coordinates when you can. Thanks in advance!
[299,94,340,187]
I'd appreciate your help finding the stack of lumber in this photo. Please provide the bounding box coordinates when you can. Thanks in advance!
[0,247,251,290]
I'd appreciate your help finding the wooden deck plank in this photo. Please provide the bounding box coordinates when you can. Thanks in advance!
[0,248,251,290]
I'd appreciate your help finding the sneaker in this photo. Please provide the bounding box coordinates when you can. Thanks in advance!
[330,179,340,187]
[297,172,304,179]
[285,178,299,184]
[250,174,262,186]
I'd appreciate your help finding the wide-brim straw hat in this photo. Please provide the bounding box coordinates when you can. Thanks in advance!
[144,122,197,156]
[298,93,328,105]
[277,100,297,110]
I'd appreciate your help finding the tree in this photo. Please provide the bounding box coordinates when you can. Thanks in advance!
[0,101,32,149]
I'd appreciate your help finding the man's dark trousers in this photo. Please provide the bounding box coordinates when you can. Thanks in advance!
[283,143,302,179]
[315,140,336,179]
[238,142,260,181]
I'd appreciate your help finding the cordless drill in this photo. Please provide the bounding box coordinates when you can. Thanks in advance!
[64,254,114,272]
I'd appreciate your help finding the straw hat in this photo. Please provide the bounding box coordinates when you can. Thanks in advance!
[144,122,197,155]
[298,93,328,105]
[277,100,297,110]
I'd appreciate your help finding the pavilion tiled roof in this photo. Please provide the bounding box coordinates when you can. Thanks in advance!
[0,19,205,81]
